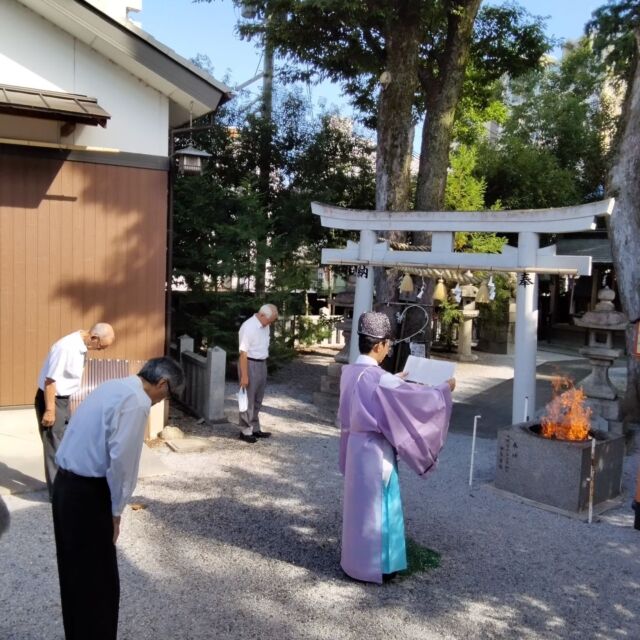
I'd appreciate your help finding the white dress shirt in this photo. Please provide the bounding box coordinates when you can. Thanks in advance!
[56,376,151,516]
[38,331,87,396]
[238,314,270,359]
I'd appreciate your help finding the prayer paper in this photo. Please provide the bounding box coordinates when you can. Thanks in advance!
[403,355,455,386]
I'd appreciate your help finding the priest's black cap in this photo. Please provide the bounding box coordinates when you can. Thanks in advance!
[357,312,393,340]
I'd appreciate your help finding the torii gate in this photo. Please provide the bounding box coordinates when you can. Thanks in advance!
[311,198,615,425]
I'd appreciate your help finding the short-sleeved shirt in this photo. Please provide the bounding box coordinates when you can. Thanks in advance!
[37,331,87,396]
[238,315,270,360]
[56,375,151,516]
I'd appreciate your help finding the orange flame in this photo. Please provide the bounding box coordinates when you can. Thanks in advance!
[540,376,592,441]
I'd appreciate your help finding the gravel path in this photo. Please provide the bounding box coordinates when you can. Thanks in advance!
[1,351,639,640]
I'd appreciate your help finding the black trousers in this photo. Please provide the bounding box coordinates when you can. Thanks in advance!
[52,469,119,640]
[34,389,70,500]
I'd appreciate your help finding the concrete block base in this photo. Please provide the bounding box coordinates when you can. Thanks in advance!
[495,421,625,513]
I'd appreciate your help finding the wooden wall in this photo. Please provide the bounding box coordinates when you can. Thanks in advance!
[0,150,168,406]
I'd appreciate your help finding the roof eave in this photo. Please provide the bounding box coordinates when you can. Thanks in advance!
[15,0,233,117]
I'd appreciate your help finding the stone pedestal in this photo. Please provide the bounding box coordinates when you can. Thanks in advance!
[312,362,343,425]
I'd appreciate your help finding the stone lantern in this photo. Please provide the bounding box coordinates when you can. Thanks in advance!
[455,283,479,362]
[573,286,628,432]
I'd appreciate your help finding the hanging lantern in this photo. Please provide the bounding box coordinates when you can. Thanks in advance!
[399,273,414,294]
[476,281,490,304]
[433,278,447,302]
[174,145,212,176]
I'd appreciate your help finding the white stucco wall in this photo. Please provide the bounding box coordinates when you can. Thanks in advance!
[0,1,169,156]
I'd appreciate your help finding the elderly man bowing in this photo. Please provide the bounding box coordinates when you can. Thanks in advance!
[237,303,278,443]
[35,322,115,500]
[52,356,185,640]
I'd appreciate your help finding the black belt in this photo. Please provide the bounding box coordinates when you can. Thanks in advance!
[247,357,267,362]
[36,389,69,400]
[58,468,105,483]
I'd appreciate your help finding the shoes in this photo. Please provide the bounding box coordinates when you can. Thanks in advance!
[238,433,257,444]
[253,431,271,439]
[633,501,640,531]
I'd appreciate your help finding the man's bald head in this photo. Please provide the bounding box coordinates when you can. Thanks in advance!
[88,323,115,351]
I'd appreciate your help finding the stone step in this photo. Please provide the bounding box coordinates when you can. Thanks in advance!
[313,390,339,412]
[320,375,340,394]
[326,362,344,378]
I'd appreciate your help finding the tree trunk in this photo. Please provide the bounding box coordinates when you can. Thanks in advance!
[607,29,640,427]
[374,1,421,306]
[415,0,482,214]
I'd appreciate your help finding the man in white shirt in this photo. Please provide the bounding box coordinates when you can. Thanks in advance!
[35,323,115,500]
[237,303,278,443]
[52,356,185,640]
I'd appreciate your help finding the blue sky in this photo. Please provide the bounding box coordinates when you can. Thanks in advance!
[138,0,605,119]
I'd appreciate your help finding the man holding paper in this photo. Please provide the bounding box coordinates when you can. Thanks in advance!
[338,312,455,584]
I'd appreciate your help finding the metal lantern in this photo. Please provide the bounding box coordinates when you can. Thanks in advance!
[174,145,211,176]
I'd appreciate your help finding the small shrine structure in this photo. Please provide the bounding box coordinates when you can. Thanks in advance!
[311,199,615,425]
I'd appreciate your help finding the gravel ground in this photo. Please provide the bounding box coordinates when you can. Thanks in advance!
[1,351,639,640]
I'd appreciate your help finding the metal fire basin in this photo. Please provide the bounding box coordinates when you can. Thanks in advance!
[495,421,625,513]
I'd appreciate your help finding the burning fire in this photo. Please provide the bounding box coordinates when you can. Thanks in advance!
[540,377,592,441]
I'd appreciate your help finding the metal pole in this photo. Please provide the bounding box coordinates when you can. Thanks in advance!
[588,436,596,524]
[165,133,175,356]
[469,415,481,489]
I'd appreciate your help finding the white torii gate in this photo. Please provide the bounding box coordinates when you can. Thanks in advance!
[311,198,615,425]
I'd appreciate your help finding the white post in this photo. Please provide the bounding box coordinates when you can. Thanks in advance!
[349,229,376,363]
[512,232,539,424]
[469,415,481,489]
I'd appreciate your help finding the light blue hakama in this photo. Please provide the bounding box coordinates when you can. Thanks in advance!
[381,465,407,574]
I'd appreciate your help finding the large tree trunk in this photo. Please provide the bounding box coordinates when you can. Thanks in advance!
[607,29,640,427]
[374,1,421,305]
[415,0,482,214]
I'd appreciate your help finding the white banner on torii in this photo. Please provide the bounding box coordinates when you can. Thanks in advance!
[311,198,615,425]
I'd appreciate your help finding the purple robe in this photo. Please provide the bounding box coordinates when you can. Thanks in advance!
[338,361,453,584]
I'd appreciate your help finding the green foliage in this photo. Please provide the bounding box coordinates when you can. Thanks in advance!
[399,538,441,578]
[476,38,618,209]
[446,145,486,212]
[172,86,375,356]
[198,1,550,130]
[295,315,338,346]
[586,0,640,84]
[477,274,513,326]
[444,144,507,253]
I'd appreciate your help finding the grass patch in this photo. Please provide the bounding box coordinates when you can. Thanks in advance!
[399,538,441,578]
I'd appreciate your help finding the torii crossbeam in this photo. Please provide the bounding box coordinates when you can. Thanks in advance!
[311,198,615,424]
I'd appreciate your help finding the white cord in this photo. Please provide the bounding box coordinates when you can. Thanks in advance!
[394,304,430,345]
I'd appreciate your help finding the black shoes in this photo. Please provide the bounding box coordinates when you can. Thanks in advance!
[633,501,640,531]
[253,431,271,439]
[239,433,258,444]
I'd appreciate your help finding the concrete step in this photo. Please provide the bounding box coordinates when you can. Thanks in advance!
[320,375,340,394]
[313,391,339,412]
[326,362,344,378]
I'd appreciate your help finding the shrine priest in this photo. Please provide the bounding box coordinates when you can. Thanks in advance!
[338,311,455,583]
